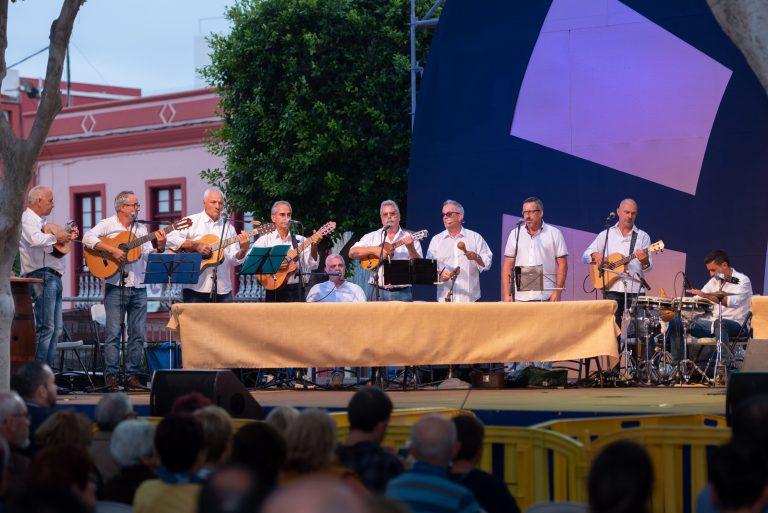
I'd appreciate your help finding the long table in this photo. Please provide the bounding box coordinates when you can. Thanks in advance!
[167,300,619,369]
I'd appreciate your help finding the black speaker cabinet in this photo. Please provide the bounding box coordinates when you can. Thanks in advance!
[741,340,768,371]
[725,370,768,425]
[150,369,264,420]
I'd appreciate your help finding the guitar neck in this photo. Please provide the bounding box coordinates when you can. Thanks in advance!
[125,224,171,249]
[608,253,637,269]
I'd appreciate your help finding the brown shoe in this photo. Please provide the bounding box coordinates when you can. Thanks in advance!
[125,375,149,392]
[105,375,120,389]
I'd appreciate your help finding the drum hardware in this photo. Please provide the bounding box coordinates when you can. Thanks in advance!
[705,291,736,387]
[671,297,713,385]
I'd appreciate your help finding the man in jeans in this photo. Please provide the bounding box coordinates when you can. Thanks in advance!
[19,185,78,367]
[83,191,165,391]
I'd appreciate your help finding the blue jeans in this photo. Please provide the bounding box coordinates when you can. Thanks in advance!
[666,317,742,361]
[374,287,412,302]
[28,270,62,368]
[104,284,146,377]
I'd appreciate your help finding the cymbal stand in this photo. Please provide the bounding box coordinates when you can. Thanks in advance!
[710,301,727,386]
[675,313,707,385]
[617,283,635,381]
[636,313,656,385]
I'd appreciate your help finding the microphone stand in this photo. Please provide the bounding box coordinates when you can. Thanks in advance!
[599,216,612,296]
[372,227,389,302]
[510,221,523,302]
[292,221,305,302]
[209,211,229,303]
[117,215,137,389]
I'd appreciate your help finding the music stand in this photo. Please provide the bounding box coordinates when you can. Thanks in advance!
[382,258,437,286]
[144,253,202,371]
[240,245,290,276]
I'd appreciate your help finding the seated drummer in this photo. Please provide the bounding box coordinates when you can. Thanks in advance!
[667,250,752,360]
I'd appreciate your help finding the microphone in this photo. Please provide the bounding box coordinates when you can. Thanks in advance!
[606,212,616,222]
[382,223,392,231]
[682,272,693,290]
[326,271,343,277]
[131,212,137,222]
[715,272,740,284]
[288,219,301,225]
[516,219,524,227]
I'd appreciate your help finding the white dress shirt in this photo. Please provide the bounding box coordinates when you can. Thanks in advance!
[253,230,318,285]
[504,222,568,301]
[19,208,64,274]
[165,211,246,294]
[426,227,493,302]
[699,269,752,325]
[352,227,424,287]
[82,215,155,288]
[306,280,367,303]
[582,224,653,294]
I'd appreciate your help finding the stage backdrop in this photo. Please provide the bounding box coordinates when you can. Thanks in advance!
[407,0,768,302]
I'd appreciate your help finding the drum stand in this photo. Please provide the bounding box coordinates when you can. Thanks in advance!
[706,301,728,386]
[674,314,707,385]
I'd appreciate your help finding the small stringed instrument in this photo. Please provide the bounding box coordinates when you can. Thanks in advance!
[256,221,337,291]
[84,217,193,279]
[589,240,665,290]
[169,222,277,272]
[360,229,429,270]
[43,220,78,258]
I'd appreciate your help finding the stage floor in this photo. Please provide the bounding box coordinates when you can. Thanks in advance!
[57,385,726,426]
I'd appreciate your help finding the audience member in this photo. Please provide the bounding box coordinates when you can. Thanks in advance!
[26,445,98,513]
[0,392,31,491]
[450,414,520,513]
[588,440,653,513]
[386,414,480,513]
[265,405,299,433]
[193,405,233,478]
[35,410,93,452]
[708,441,768,513]
[337,386,404,492]
[261,476,369,513]
[7,486,89,513]
[169,392,212,415]
[10,361,57,453]
[132,414,205,513]
[92,393,135,484]
[231,421,286,493]
[197,464,269,513]
[104,419,158,505]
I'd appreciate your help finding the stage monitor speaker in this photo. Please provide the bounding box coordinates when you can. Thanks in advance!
[725,370,768,425]
[150,369,264,420]
[741,340,768,371]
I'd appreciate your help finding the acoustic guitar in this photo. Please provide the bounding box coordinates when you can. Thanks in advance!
[588,240,665,290]
[255,221,337,291]
[169,222,277,272]
[84,218,193,279]
[359,229,429,270]
[43,220,78,258]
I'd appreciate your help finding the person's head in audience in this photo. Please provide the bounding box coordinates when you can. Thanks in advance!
[451,414,484,467]
[588,440,653,513]
[35,410,93,451]
[94,392,135,432]
[261,476,368,513]
[231,421,286,490]
[197,464,269,513]
[347,386,393,444]
[709,441,768,513]
[265,405,300,433]
[170,392,213,415]
[0,437,10,497]
[10,362,57,408]
[193,405,233,470]
[731,394,768,447]
[155,414,205,475]
[110,419,158,470]
[284,408,337,473]
[26,445,98,512]
[409,414,458,468]
[6,486,89,513]
[0,391,30,449]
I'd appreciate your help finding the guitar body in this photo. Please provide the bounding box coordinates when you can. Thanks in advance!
[171,234,227,272]
[256,260,297,291]
[589,253,627,290]
[84,231,144,279]
[43,221,77,258]
[357,229,429,271]
[360,257,379,270]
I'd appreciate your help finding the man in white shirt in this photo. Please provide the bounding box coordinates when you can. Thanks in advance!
[306,254,366,303]
[253,200,319,302]
[667,249,752,361]
[165,188,250,303]
[426,200,493,302]
[501,197,568,302]
[19,186,78,367]
[582,198,652,327]
[82,191,165,391]
[349,200,423,301]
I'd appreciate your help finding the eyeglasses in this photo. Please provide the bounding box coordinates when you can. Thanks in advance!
[124,202,141,208]
[522,209,541,215]
[442,212,460,218]
[274,212,292,217]
[381,211,398,218]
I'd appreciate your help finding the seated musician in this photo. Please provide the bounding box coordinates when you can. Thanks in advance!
[666,250,752,361]
[306,254,366,303]
[165,188,249,303]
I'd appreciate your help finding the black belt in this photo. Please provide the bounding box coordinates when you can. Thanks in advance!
[30,267,62,278]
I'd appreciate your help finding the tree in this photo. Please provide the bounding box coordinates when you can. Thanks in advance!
[0,0,86,389]
[201,0,435,236]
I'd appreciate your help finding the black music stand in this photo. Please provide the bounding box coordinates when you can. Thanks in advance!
[143,253,202,371]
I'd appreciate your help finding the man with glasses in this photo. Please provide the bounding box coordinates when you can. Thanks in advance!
[83,191,166,391]
[349,199,423,301]
[426,200,493,302]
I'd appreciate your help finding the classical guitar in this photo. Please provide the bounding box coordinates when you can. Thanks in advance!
[359,229,429,270]
[84,218,193,279]
[169,222,277,272]
[589,240,665,290]
[43,220,78,258]
[255,221,337,291]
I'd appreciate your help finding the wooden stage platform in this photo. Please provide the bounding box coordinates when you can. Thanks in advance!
[57,385,727,426]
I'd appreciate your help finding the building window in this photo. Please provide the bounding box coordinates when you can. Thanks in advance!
[73,190,103,294]
[151,185,183,224]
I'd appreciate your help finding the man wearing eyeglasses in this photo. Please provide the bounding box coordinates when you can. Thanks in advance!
[426,200,493,302]
[349,199,423,301]
[83,191,166,391]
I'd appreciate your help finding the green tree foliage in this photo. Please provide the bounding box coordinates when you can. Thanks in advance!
[201,0,435,235]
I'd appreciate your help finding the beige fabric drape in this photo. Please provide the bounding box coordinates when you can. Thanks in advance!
[751,296,768,338]
[168,300,619,369]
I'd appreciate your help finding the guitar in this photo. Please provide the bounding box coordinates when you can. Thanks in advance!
[589,240,665,290]
[169,222,277,272]
[255,221,337,291]
[84,218,193,279]
[43,220,78,258]
[360,229,429,270]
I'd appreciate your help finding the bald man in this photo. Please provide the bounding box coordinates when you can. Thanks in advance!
[583,199,653,327]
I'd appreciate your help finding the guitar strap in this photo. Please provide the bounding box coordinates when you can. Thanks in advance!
[628,230,638,256]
